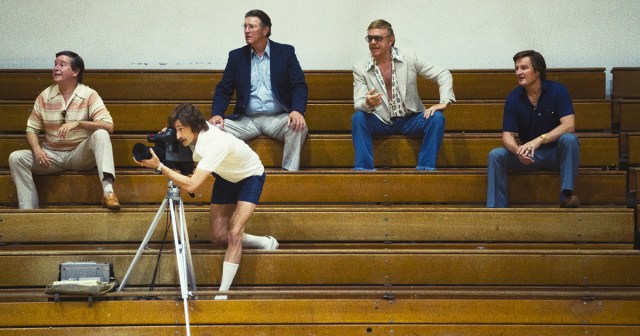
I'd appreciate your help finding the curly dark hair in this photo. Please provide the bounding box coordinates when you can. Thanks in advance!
[168,103,209,133]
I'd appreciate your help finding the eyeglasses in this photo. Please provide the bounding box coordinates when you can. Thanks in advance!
[242,23,261,31]
[365,35,390,43]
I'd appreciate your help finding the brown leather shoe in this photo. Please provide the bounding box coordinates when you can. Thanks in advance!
[560,195,580,208]
[102,192,121,210]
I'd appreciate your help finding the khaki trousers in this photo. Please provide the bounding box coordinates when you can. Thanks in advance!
[8,129,116,209]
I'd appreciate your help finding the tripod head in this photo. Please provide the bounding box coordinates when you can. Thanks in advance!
[165,179,182,201]
[164,179,195,199]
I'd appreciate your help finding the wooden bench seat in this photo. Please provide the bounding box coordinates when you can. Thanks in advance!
[2,284,639,300]
[619,132,640,166]
[0,168,627,206]
[0,68,606,102]
[611,68,640,131]
[631,168,639,195]
[1,323,640,336]
[612,67,640,99]
[1,294,639,334]
[1,100,613,134]
[0,133,621,169]
[629,133,640,166]
[613,99,640,131]
[0,318,640,336]
[1,247,639,287]
[0,207,633,247]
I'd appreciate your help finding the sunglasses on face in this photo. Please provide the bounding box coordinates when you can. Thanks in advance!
[365,35,390,43]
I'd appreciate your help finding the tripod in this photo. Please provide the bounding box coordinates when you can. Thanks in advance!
[118,180,196,336]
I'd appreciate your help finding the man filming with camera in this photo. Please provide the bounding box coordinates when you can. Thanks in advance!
[135,103,279,300]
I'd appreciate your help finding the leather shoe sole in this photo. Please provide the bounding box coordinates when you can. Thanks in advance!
[102,192,121,210]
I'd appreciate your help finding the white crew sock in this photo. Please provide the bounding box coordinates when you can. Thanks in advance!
[216,262,239,300]
[242,233,269,248]
[101,180,114,195]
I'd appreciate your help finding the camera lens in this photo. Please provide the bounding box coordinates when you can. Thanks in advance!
[132,143,152,161]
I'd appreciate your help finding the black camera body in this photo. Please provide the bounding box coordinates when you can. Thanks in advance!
[133,128,194,175]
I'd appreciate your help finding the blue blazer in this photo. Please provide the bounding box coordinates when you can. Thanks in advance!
[212,40,308,118]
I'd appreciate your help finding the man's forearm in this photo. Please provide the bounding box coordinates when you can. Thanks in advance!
[543,124,573,143]
[76,120,114,133]
[26,132,42,153]
[502,132,520,154]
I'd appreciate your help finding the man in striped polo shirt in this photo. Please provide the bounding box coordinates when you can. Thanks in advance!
[9,51,120,210]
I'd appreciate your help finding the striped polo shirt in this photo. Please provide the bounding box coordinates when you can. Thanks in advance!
[26,84,113,151]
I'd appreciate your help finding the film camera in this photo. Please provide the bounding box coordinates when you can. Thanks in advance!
[132,127,194,175]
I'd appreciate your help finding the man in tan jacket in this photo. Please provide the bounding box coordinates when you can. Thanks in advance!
[352,19,455,171]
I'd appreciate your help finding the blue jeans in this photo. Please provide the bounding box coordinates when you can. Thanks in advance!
[486,133,580,208]
[351,110,445,170]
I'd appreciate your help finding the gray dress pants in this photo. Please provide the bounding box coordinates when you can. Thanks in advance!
[222,113,307,171]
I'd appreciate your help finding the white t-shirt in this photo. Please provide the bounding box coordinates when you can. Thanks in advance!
[191,123,264,182]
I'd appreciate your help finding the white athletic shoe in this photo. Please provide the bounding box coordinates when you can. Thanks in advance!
[266,236,279,250]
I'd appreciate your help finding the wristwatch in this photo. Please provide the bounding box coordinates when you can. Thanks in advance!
[155,163,164,174]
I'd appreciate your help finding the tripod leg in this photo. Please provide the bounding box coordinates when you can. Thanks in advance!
[179,198,197,293]
[169,197,193,336]
[169,197,190,301]
[182,296,192,336]
[118,197,169,291]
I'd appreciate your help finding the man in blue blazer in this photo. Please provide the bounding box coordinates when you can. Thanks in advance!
[210,9,308,171]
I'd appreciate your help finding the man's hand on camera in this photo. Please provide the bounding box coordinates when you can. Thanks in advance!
[134,148,161,170]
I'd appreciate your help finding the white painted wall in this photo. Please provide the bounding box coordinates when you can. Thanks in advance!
[1,0,639,94]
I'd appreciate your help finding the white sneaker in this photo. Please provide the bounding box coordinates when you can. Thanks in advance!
[214,295,227,300]
[266,236,279,250]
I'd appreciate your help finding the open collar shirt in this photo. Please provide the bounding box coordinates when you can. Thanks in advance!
[367,47,411,118]
[247,41,284,115]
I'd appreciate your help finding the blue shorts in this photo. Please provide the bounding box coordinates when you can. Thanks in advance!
[210,172,266,205]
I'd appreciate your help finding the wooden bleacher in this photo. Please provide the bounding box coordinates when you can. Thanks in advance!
[1,100,614,133]
[0,68,638,335]
[612,69,640,232]
[0,169,628,205]
[0,68,624,206]
[612,68,640,171]
[0,133,622,168]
